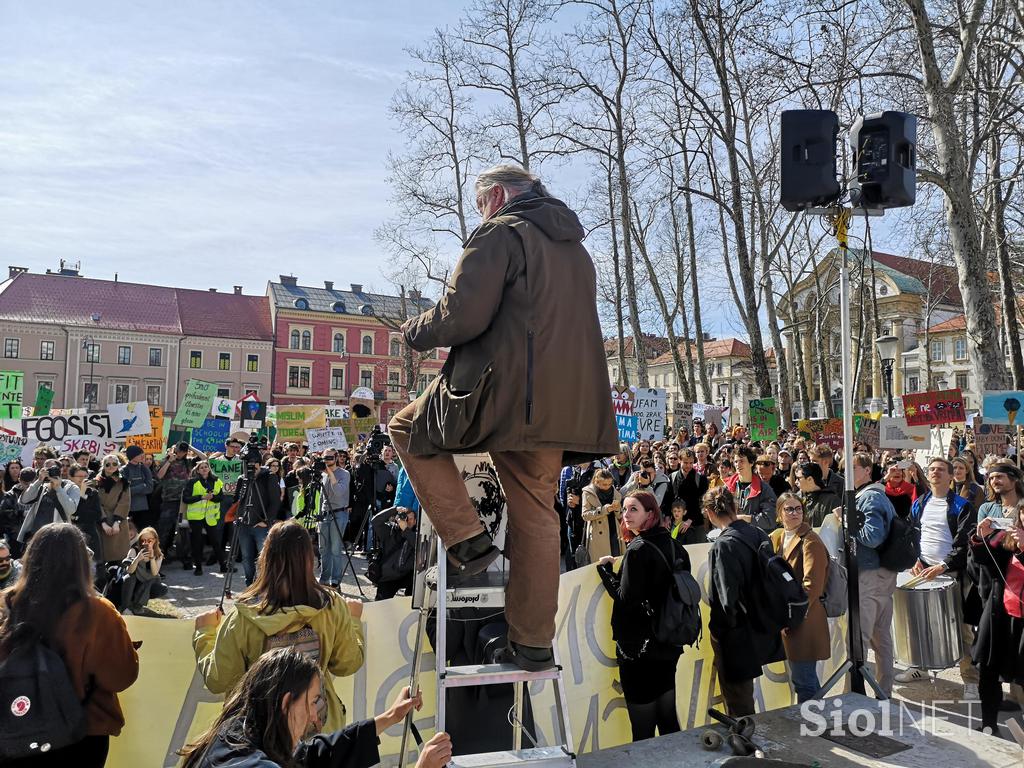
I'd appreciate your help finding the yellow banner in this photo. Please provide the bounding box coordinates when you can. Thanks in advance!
[274,405,326,442]
[110,537,849,767]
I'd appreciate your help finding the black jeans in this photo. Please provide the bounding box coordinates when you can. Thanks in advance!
[189,520,221,568]
[979,662,1002,730]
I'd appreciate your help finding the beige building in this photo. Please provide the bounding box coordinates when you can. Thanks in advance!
[0,266,274,414]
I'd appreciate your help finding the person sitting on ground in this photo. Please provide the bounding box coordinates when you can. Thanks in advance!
[120,526,164,616]
[193,521,365,732]
[181,647,452,768]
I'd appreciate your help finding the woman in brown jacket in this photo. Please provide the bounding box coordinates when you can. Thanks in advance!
[95,455,132,567]
[0,523,139,767]
[768,493,830,703]
[581,469,625,563]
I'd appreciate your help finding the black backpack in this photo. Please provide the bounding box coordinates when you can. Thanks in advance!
[731,531,808,633]
[875,490,920,572]
[639,539,702,650]
[0,641,87,759]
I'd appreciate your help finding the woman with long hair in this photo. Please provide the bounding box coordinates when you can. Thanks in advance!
[180,647,450,768]
[184,460,225,576]
[193,521,364,732]
[0,523,138,767]
[120,526,163,615]
[768,494,830,702]
[3,459,22,492]
[596,490,690,741]
[96,455,132,571]
[952,457,986,512]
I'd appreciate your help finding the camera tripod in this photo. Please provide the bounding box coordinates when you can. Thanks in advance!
[219,457,260,611]
[307,470,371,600]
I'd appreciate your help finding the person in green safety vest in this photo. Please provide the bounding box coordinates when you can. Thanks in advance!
[184,461,224,576]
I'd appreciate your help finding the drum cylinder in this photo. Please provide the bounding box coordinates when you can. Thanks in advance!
[892,573,963,670]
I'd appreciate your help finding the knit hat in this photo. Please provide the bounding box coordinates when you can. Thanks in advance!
[124,445,144,461]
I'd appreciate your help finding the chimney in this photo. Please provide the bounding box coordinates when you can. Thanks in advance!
[233,285,242,295]
[324,280,334,291]
[8,266,27,280]
[280,274,298,287]
[350,283,363,293]
[208,288,217,292]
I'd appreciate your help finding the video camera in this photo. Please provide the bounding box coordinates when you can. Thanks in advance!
[239,432,263,469]
[365,425,391,459]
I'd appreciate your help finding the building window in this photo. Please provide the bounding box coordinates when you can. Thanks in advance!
[117,346,131,365]
[83,382,98,405]
[390,338,401,357]
[388,371,401,392]
[715,363,723,376]
[362,335,373,355]
[360,369,372,389]
[40,340,54,361]
[149,347,162,366]
[955,372,969,391]
[113,384,130,404]
[930,340,943,362]
[331,368,345,391]
[333,333,345,353]
[217,387,230,398]
[85,342,100,363]
[218,353,231,371]
[38,380,52,391]
[907,376,919,393]
[147,385,161,406]
[3,339,19,359]
[290,330,300,349]
[246,354,259,372]
[288,365,311,389]
[190,350,202,369]
[954,338,967,361]
[301,330,312,350]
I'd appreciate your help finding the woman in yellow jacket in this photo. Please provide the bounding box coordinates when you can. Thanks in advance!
[184,460,224,576]
[192,520,365,732]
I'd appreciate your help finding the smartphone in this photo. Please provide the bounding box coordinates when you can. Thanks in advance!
[989,517,1015,531]
[896,460,912,470]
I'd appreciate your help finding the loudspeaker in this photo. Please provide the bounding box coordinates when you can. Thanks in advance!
[780,110,840,212]
[849,111,916,209]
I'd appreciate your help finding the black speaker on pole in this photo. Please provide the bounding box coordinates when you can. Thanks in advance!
[849,111,917,210]
[780,109,840,212]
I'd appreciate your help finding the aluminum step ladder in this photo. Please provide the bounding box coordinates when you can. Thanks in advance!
[398,534,576,768]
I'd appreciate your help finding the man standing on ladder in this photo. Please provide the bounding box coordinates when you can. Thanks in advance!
[389,164,618,672]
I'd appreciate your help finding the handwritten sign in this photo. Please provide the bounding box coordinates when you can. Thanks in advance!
[22,413,114,442]
[33,384,54,416]
[209,457,243,495]
[174,380,218,428]
[612,386,636,442]
[902,388,966,426]
[975,420,1010,458]
[305,427,349,453]
[125,406,165,455]
[275,405,326,441]
[854,414,880,448]
[797,418,844,449]
[239,400,267,429]
[341,416,379,446]
[0,371,24,419]
[190,418,232,454]
[748,397,778,441]
[632,388,666,441]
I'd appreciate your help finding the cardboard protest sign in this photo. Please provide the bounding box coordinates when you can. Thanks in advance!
[917,427,955,466]
[33,384,54,416]
[22,412,114,442]
[325,405,351,422]
[305,427,349,453]
[210,397,235,420]
[239,400,267,429]
[612,386,637,442]
[107,401,152,438]
[902,388,966,426]
[208,457,243,495]
[632,388,666,441]
[975,420,1010,458]
[60,437,119,457]
[982,391,1024,427]
[275,405,326,441]
[0,432,31,463]
[878,416,929,450]
[341,416,379,446]
[174,379,218,428]
[125,406,165,455]
[797,418,844,449]
[854,414,880,448]
[0,371,24,419]
[748,398,778,441]
[190,418,232,454]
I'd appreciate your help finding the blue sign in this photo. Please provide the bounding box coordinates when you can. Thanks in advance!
[616,414,637,442]
[189,417,231,454]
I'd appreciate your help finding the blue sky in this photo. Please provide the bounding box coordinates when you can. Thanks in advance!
[0,0,469,295]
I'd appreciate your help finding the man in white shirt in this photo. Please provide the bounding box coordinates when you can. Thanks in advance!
[895,457,976,697]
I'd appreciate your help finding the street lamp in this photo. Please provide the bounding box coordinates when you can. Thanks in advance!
[82,336,96,411]
[875,334,899,417]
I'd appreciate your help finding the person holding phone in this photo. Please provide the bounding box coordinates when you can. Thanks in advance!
[581,469,624,563]
[120,526,164,615]
[16,458,81,545]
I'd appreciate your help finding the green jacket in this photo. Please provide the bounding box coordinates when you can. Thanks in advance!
[193,596,364,731]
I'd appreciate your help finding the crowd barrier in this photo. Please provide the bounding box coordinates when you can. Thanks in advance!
[113,526,851,767]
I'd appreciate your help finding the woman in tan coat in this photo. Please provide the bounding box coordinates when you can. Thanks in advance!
[96,454,132,566]
[581,469,625,563]
[769,492,830,703]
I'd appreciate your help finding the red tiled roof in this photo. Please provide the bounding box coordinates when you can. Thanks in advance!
[0,272,273,340]
[927,315,967,333]
[605,334,671,360]
[649,338,753,366]
[871,251,962,305]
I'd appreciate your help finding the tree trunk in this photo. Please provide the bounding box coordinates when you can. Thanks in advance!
[990,134,1024,388]
[615,129,648,387]
[608,162,629,387]
[680,130,713,403]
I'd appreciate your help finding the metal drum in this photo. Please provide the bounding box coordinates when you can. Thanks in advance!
[893,572,963,670]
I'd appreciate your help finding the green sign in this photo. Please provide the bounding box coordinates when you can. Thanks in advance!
[209,457,243,495]
[341,416,379,446]
[174,379,218,428]
[33,384,54,416]
[748,397,778,441]
[0,371,23,419]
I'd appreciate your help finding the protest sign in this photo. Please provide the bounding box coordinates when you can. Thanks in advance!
[901,388,966,426]
[125,406,165,455]
[174,379,218,428]
[797,418,844,449]
[107,401,152,438]
[210,397,235,420]
[60,437,120,457]
[748,398,778,441]
[22,412,113,442]
[981,391,1024,427]
[878,416,929,450]
[325,405,351,422]
[239,400,267,429]
[208,457,243,495]
[190,418,231,454]
[975,421,1010,458]
[632,388,666,441]
[341,416,379,446]
[33,384,54,416]
[275,405,326,441]
[917,427,955,466]
[0,432,31,464]
[305,427,349,453]
[854,414,880,448]
[0,371,24,419]
[612,386,637,442]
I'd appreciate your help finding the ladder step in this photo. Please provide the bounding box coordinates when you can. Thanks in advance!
[442,663,560,688]
[425,566,509,607]
[450,747,574,767]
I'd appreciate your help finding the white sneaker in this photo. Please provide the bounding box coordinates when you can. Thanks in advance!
[895,667,926,683]
[122,608,134,616]
[963,683,979,700]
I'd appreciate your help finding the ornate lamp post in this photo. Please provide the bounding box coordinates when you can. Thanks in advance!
[875,334,899,417]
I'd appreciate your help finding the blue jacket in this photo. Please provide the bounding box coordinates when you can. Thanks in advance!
[977,499,1005,525]
[394,466,419,514]
[911,490,974,572]
[855,483,894,571]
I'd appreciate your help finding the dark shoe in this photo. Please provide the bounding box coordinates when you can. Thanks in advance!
[445,532,499,585]
[194,565,203,576]
[496,642,555,672]
[205,554,218,566]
